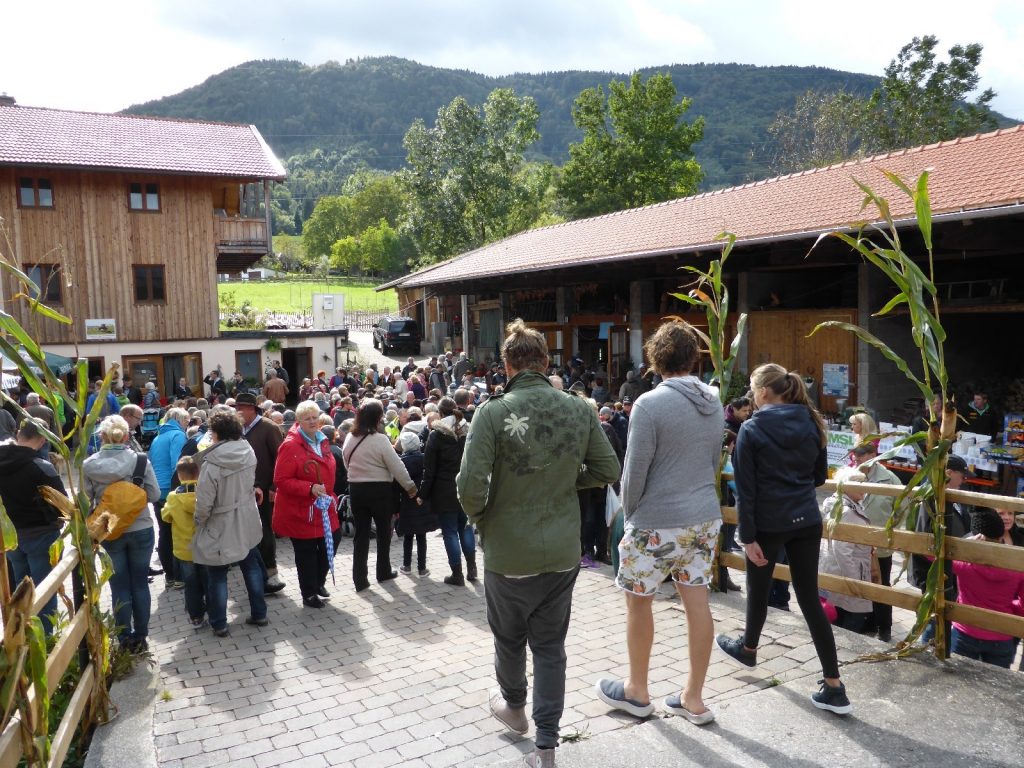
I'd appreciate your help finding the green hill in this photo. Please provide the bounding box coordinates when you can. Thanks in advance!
[124,57,894,190]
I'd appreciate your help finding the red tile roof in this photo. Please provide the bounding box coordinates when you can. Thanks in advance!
[0,104,286,180]
[394,126,1024,289]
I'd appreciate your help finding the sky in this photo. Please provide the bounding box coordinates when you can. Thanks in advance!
[4,0,1022,119]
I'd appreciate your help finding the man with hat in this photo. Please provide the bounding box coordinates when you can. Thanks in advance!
[910,453,973,653]
[235,392,286,593]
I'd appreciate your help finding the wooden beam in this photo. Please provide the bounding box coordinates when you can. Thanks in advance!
[946,604,1024,639]
[30,550,80,618]
[47,664,95,768]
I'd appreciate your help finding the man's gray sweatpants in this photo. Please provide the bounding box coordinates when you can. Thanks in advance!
[484,567,579,749]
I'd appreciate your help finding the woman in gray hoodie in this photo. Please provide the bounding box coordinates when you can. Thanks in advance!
[192,411,267,637]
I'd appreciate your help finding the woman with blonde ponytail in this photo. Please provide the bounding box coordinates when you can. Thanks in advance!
[715,364,853,715]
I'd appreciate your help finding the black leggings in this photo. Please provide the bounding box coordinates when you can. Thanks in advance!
[743,522,840,679]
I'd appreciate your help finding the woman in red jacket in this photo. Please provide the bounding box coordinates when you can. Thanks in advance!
[272,401,340,608]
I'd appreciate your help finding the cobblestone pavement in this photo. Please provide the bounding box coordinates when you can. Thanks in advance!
[147,532,922,768]
[146,333,929,767]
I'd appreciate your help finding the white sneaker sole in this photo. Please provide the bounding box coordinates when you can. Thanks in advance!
[812,697,853,715]
[594,680,655,718]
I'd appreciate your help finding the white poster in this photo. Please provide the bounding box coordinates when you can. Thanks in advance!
[84,318,117,340]
[822,363,849,397]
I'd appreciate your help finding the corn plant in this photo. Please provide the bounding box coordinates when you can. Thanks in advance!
[669,233,748,586]
[0,218,114,764]
[808,170,954,657]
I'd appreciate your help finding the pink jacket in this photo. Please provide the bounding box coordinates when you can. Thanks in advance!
[952,559,1024,641]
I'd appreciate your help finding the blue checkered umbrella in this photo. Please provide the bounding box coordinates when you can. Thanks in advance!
[314,493,336,584]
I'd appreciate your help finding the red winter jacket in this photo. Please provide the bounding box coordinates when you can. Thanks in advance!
[271,426,339,539]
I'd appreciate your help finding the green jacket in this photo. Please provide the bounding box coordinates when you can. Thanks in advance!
[457,369,621,576]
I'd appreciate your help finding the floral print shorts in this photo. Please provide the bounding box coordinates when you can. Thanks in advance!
[615,519,722,596]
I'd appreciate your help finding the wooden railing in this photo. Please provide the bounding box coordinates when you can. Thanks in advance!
[0,549,98,768]
[215,216,268,250]
[718,480,1024,644]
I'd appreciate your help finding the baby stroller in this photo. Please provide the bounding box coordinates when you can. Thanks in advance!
[337,494,355,538]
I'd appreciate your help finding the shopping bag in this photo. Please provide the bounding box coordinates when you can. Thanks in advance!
[605,484,621,527]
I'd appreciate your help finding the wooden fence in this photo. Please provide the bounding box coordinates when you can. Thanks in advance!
[718,479,1024,645]
[0,549,97,768]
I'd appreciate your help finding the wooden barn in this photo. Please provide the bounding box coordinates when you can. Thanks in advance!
[381,127,1024,421]
[0,98,321,392]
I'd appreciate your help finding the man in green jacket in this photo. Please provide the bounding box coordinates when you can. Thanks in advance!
[458,319,620,768]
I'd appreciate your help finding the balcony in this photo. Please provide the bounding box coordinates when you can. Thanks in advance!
[215,215,269,273]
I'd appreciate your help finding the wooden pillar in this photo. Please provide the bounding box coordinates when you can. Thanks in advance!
[736,271,750,374]
[629,281,643,369]
[857,263,871,407]
[460,293,470,353]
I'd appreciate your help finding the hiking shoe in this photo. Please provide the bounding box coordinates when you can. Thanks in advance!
[489,690,529,735]
[466,560,478,581]
[303,595,325,608]
[524,747,555,767]
[399,564,413,575]
[264,575,286,594]
[716,634,757,667]
[189,617,208,631]
[445,571,466,586]
[594,678,654,718]
[245,616,269,627]
[811,679,853,715]
[418,568,430,577]
[318,587,331,600]
[212,626,230,638]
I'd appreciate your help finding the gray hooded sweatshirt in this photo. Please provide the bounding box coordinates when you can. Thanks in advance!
[620,376,724,529]
[192,439,262,566]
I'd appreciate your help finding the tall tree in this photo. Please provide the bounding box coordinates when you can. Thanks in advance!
[768,36,997,174]
[767,90,866,175]
[557,72,704,219]
[863,35,997,153]
[403,88,542,263]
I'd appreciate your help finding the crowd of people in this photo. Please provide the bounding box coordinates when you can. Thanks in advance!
[2,319,1023,768]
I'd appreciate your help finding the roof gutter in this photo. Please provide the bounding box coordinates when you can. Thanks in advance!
[397,201,1024,289]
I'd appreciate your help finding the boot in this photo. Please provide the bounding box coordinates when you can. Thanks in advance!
[465,555,478,582]
[444,567,465,586]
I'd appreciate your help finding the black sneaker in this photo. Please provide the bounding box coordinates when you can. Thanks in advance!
[811,680,853,715]
[245,616,269,627]
[715,634,757,667]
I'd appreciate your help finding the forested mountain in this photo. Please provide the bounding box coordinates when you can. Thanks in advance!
[125,57,888,190]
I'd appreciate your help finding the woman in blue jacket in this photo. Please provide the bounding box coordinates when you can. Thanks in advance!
[149,407,189,586]
[715,363,852,715]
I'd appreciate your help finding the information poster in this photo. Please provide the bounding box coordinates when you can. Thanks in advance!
[822,363,849,397]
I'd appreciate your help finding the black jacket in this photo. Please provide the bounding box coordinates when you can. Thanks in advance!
[419,418,466,514]
[909,494,970,595]
[396,449,436,535]
[734,403,827,543]
[0,444,66,536]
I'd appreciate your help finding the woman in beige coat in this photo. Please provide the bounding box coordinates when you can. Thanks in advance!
[192,411,267,637]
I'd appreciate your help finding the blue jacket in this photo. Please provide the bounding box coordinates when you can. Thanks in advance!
[150,421,187,498]
[734,403,827,543]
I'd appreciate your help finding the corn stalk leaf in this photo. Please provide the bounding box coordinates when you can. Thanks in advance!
[0,501,17,551]
[914,171,933,252]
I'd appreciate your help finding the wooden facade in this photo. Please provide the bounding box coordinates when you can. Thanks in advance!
[1,168,269,345]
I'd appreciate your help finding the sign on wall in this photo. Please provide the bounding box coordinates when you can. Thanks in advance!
[84,318,117,341]
[822,363,849,397]
[826,430,857,468]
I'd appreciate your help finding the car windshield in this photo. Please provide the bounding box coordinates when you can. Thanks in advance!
[389,321,417,334]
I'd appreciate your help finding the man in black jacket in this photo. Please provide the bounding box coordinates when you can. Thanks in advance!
[910,455,972,654]
[235,393,286,593]
[0,418,66,632]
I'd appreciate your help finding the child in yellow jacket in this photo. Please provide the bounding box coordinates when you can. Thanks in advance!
[160,457,206,627]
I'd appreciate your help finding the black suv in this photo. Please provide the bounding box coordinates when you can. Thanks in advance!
[373,316,421,354]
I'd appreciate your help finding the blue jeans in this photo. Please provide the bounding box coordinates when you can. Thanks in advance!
[9,528,60,635]
[104,527,155,643]
[204,548,267,631]
[438,510,475,571]
[951,627,1016,669]
[177,560,207,621]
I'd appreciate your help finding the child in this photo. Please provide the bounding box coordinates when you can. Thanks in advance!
[396,431,436,576]
[818,467,874,633]
[160,456,206,628]
[950,507,1024,669]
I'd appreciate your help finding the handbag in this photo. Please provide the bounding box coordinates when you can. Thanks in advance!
[88,454,149,541]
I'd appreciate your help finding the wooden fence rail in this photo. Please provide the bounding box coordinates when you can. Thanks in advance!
[0,547,100,768]
[718,476,1024,643]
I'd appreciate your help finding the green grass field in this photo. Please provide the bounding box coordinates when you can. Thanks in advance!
[219,279,397,313]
